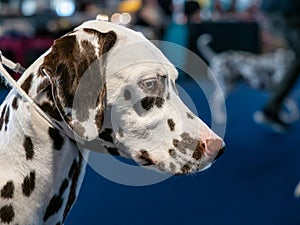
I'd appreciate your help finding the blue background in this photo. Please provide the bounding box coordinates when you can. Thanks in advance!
[1,24,300,225]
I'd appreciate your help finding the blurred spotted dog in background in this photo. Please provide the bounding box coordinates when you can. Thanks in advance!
[0,20,225,224]
[198,34,297,123]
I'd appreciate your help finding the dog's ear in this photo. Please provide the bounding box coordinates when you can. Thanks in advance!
[40,28,117,140]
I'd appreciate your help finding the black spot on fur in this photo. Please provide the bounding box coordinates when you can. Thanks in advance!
[168,149,176,158]
[40,102,62,121]
[155,97,164,108]
[187,112,194,119]
[139,150,154,166]
[173,139,179,148]
[124,90,131,100]
[21,73,33,94]
[98,128,113,143]
[0,105,7,131]
[43,179,69,222]
[63,155,83,222]
[0,205,14,223]
[22,171,35,197]
[43,195,64,221]
[49,127,64,150]
[141,97,165,110]
[105,146,120,156]
[56,222,61,225]
[23,136,34,160]
[68,159,77,179]
[59,179,69,195]
[181,164,191,174]
[1,181,14,199]
[4,106,9,131]
[141,97,155,110]
[167,119,175,131]
[12,97,19,110]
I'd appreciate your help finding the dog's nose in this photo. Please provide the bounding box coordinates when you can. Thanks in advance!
[205,137,225,160]
[213,142,225,161]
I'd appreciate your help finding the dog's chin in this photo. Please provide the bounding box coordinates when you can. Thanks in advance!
[140,161,213,176]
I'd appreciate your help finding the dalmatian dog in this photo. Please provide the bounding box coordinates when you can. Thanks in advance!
[0,20,225,225]
[197,34,297,123]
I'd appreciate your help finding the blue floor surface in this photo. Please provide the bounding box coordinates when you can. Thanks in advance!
[1,74,300,225]
[64,79,300,225]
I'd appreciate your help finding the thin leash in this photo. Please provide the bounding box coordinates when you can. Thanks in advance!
[0,51,87,144]
[0,51,60,130]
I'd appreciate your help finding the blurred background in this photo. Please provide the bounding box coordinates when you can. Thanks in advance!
[0,0,300,225]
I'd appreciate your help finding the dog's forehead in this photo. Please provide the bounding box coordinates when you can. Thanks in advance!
[75,20,178,80]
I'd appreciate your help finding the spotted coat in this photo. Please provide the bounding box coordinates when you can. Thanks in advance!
[0,20,225,225]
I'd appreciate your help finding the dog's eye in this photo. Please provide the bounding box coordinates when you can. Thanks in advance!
[139,78,158,94]
[144,79,157,90]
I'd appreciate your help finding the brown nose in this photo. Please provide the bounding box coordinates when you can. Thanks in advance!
[205,138,225,160]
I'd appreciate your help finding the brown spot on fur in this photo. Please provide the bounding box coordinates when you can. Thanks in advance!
[169,149,176,158]
[40,29,116,132]
[173,139,179,148]
[181,164,191,174]
[139,150,154,166]
[172,133,205,158]
[192,141,206,160]
[12,97,19,110]
[167,119,175,131]
[95,87,106,130]
[21,73,33,94]
[187,112,194,119]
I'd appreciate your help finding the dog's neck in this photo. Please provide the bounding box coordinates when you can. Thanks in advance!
[0,61,88,224]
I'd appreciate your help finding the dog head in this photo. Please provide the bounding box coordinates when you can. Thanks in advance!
[38,20,225,175]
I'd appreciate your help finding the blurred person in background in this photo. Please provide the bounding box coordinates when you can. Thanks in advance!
[254,0,300,132]
[133,0,172,39]
[184,0,202,24]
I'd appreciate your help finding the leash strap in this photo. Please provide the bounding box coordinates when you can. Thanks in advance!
[0,51,85,144]
[0,51,58,129]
